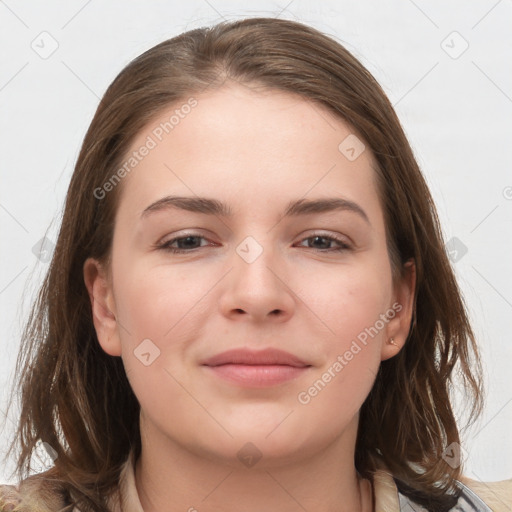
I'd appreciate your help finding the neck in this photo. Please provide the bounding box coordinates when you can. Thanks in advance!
[134,415,373,512]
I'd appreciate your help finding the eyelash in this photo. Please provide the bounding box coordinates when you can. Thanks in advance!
[156,233,351,254]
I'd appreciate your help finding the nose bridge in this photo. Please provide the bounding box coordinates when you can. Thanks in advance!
[220,233,294,320]
[234,233,282,294]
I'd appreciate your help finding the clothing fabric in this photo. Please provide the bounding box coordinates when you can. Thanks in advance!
[1,451,511,511]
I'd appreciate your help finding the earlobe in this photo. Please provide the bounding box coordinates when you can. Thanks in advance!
[381,258,416,361]
[83,257,122,357]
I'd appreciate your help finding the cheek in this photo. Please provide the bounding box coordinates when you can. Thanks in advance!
[111,257,216,402]
[298,257,392,345]
[293,260,389,407]
[113,254,215,342]
[115,271,202,433]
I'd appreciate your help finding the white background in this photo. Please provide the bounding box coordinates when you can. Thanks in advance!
[1,0,511,486]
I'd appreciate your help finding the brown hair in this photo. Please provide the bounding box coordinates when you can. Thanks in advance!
[4,17,483,511]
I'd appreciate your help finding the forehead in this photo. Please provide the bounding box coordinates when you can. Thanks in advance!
[115,83,382,224]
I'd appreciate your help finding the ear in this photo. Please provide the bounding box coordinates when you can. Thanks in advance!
[381,258,416,361]
[83,257,122,357]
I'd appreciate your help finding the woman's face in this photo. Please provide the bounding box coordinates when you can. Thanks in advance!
[85,82,414,466]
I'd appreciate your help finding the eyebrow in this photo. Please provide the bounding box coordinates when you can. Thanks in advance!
[141,195,370,224]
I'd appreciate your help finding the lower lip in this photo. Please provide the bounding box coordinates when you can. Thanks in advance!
[203,364,310,387]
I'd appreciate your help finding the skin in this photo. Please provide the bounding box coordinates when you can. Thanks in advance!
[84,82,415,512]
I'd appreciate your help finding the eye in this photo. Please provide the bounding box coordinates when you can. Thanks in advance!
[156,232,351,254]
[295,233,351,252]
[157,234,212,254]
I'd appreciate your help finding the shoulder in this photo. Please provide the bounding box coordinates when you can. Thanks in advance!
[372,462,512,512]
[457,474,512,512]
[0,472,72,512]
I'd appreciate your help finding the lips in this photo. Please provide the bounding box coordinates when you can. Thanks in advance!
[201,348,311,388]
[201,348,310,368]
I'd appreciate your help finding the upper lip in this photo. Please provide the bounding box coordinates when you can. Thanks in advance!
[201,348,310,368]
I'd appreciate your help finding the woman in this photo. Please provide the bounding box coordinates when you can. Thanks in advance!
[1,17,510,512]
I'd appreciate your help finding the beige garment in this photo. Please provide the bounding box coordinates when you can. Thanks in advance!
[107,452,512,512]
[1,451,511,511]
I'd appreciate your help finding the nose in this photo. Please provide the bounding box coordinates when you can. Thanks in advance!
[218,238,296,324]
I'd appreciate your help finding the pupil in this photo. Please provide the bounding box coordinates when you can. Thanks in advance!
[313,236,328,248]
[182,236,198,248]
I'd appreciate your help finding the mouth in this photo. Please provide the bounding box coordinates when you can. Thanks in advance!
[201,348,312,388]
